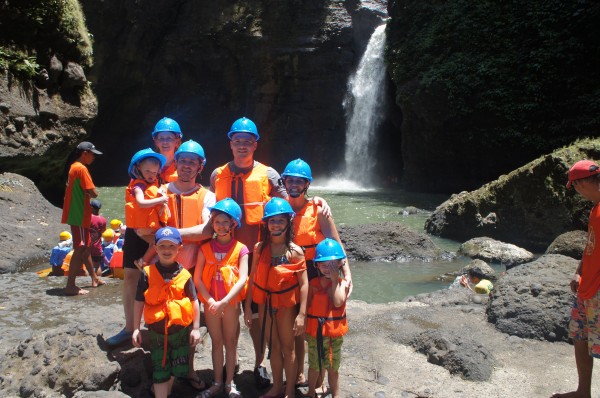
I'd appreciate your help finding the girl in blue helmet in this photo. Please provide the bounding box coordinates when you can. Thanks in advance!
[152,117,183,183]
[125,148,170,269]
[244,197,308,398]
[193,198,248,398]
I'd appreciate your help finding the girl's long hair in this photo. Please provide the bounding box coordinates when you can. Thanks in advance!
[258,214,294,256]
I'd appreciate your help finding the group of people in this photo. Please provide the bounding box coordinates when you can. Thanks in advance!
[61,116,353,398]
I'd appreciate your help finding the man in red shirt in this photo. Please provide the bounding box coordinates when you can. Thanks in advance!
[61,141,105,295]
[553,159,600,398]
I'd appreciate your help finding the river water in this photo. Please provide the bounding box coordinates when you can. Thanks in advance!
[84,183,473,304]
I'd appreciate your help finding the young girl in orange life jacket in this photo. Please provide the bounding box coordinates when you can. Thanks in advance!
[305,239,349,398]
[245,197,308,398]
[193,198,249,398]
[125,149,170,269]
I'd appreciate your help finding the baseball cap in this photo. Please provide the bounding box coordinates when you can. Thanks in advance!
[77,141,103,155]
[566,160,600,188]
[155,227,182,245]
[90,199,102,209]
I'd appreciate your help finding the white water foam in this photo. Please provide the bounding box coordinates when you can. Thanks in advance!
[311,176,377,192]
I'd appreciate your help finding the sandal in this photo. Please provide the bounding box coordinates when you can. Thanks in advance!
[197,381,222,398]
[225,382,242,398]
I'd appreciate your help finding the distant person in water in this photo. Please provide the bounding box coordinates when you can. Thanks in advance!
[61,141,106,295]
[551,159,600,398]
[459,268,493,294]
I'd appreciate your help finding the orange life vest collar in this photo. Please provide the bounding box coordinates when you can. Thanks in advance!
[292,200,325,261]
[199,240,247,305]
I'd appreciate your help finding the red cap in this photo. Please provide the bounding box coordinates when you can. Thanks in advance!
[566,160,600,188]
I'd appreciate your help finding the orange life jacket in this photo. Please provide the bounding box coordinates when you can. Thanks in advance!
[143,264,194,328]
[292,201,325,261]
[306,277,348,338]
[109,250,123,269]
[125,179,168,229]
[143,264,194,367]
[306,276,348,372]
[161,161,178,183]
[166,184,208,243]
[252,245,305,309]
[199,241,247,305]
[214,162,271,225]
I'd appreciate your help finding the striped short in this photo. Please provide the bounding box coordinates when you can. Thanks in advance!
[306,334,344,371]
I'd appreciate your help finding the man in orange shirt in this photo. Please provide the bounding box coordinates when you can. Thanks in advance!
[553,159,600,398]
[61,141,106,296]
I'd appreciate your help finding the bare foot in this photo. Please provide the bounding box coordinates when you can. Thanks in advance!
[551,392,590,398]
[64,286,89,296]
[92,279,106,288]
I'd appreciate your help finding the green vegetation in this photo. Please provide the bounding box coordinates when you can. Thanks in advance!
[385,0,600,153]
[0,0,93,80]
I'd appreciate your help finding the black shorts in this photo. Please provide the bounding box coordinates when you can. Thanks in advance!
[123,227,149,270]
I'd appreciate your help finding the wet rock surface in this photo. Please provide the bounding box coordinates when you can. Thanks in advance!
[338,221,449,262]
[458,237,534,269]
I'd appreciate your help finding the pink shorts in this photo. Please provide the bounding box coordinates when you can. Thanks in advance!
[569,292,600,358]
[70,225,91,248]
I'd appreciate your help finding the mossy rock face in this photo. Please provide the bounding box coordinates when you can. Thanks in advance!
[385,0,600,193]
[424,138,600,251]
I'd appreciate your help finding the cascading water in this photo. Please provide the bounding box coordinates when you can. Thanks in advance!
[343,24,388,182]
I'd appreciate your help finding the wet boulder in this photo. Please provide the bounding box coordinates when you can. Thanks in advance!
[460,259,496,281]
[545,230,587,260]
[487,254,575,342]
[458,237,534,269]
[338,221,449,262]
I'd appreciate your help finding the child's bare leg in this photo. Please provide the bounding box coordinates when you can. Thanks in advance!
[307,367,321,397]
[277,307,298,398]
[84,250,105,287]
[261,307,284,397]
[328,368,340,398]
[206,309,225,384]
[295,334,306,385]
[223,305,240,385]
[153,377,173,398]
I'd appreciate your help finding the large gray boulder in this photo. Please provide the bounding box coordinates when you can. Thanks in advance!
[545,230,587,259]
[425,139,600,251]
[487,254,575,342]
[0,173,64,273]
[338,221,448,261]
[458,237,534,269]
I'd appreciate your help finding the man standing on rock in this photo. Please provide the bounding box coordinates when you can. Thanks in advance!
[553,159,600,398]
[61,141,105,295]
[210,117,287,388]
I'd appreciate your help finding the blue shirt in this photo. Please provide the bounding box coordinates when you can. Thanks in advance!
[50,246,71,267]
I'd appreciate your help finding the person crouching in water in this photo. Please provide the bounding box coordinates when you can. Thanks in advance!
[306,239,349,398]
[125,148,170,269]
[193,198,248,398]
[245,197,308,398]
[132,227,201,398]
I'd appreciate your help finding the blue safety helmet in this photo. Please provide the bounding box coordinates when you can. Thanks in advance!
[262,197,295,220]
[152,117,182,138]
[281,158,313,182]
[174,140,206,166]
[314,238,346,262]
[209,198,242,228]
[227,117,260,141]
[128,148,167,179]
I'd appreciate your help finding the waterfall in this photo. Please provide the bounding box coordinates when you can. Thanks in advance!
[343,24,388,182]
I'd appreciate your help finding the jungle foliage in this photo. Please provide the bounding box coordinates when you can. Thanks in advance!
[0,0,92,80]
[385,0,600,153]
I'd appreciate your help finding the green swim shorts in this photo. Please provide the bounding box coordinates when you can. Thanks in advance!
[306,334,344,371]
[149,326,191,383]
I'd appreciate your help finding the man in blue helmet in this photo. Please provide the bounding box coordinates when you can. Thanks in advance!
[211,117,287,388]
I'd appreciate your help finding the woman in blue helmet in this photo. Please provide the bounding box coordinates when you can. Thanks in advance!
[152,117,183,183]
